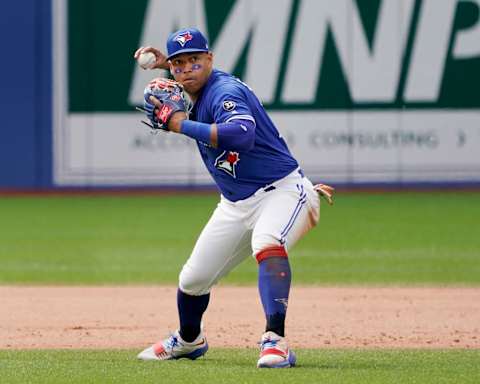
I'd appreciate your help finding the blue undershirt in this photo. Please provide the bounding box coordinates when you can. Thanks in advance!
[181,119,255,151]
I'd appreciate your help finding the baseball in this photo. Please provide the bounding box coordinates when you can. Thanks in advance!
[137,52,156,69]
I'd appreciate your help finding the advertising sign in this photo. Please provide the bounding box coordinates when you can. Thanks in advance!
[53,0,480,185]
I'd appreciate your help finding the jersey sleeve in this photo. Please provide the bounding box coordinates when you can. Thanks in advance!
[209,84,256,127]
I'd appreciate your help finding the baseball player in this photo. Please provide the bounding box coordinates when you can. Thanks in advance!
[134,28,334,368]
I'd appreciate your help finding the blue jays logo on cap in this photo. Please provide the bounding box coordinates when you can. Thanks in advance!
[166,28,209,60]
[174,31,193,47]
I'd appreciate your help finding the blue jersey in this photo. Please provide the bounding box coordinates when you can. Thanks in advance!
[191,69,298,202]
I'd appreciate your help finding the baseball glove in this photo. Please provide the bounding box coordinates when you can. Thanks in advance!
[138,78,192,131]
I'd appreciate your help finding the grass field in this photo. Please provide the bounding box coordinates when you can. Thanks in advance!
[0,192,479,285]
[1,192,479,383]
[1,349,479,384]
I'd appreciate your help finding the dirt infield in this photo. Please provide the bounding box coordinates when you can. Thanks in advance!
[1,286,479,350]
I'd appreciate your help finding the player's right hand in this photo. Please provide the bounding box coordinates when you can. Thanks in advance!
[134,46,170,70]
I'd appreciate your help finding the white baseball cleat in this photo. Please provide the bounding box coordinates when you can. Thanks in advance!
[137,330,208,361]
[257,331,296,368]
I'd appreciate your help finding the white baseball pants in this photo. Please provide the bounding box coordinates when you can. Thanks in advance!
[179,169,320,295]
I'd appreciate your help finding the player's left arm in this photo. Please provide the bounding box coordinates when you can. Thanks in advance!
[148,97,255,151]
[148,83,256,150]
[180,118,255,151]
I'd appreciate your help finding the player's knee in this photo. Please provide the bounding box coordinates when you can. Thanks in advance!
[253,243,288,264]
[251,233,282,257]
[178,268,212,296]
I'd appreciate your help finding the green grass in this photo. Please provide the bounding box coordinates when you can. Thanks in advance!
[0,192,479,285]
[1,194,479,384]
[0,349,479,384]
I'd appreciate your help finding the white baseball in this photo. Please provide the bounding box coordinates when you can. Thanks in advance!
[137,52,156,69]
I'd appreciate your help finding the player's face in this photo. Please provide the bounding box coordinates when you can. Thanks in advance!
[169,52,213,96]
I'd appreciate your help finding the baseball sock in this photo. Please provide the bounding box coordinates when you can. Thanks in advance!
[257,255,291,337]
[177,289,210,342]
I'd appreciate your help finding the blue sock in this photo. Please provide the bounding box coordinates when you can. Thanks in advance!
[258,256,291,337]
[177,289,210,342]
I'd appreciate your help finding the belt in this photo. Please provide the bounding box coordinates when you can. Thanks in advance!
[262,169,304,193]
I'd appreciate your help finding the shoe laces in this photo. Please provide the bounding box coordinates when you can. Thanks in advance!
[165,334,180,350]
[260,338,278,351]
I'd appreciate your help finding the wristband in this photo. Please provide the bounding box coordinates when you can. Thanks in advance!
[181,120,212,144]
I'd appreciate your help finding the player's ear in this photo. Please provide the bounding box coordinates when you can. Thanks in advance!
[205,52,213,67]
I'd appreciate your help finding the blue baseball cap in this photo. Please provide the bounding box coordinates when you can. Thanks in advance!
[166,28,209,60]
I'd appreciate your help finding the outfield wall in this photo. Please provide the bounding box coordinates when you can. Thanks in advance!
[0,0,52,188]
[1,0,479,189]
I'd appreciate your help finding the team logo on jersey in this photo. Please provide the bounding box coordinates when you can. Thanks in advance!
[214,151,240,178]
[222,100,236,111]
[174,31,193,47]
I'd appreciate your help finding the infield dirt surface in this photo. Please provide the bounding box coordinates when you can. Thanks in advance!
[1,286,479,350]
